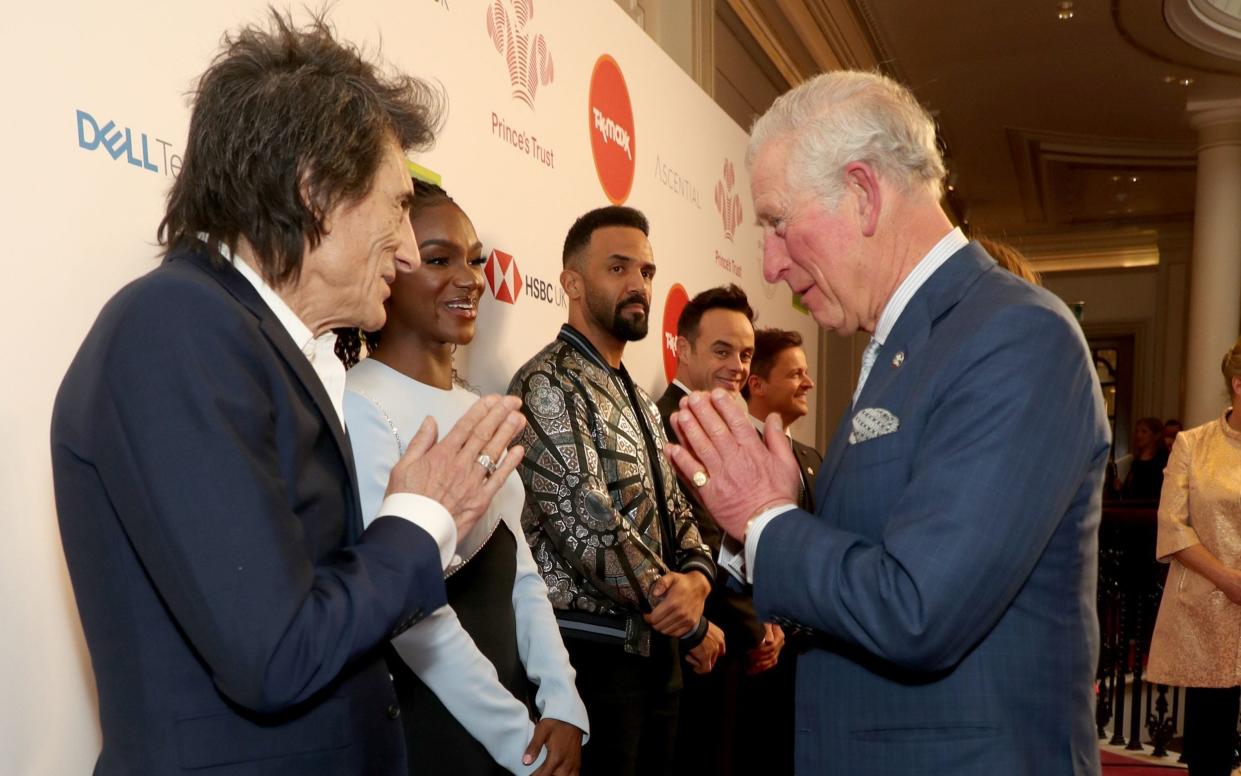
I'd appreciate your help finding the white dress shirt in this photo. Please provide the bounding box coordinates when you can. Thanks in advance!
[733,228,969,584]
[208,236,457,567]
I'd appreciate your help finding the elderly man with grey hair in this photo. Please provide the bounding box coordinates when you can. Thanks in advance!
[665,70,1110,775]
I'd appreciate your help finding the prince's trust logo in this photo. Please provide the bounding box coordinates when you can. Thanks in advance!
[714,158,743,242]
[486,0,555,108]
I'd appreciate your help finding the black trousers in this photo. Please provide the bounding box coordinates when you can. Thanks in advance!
[674,650,796,776]
[564,635,681,776]
[1184,685,1240,776]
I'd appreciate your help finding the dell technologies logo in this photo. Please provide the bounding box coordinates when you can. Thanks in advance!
[76,109,181,177]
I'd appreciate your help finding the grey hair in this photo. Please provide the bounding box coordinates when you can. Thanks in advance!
[747,70,946,206]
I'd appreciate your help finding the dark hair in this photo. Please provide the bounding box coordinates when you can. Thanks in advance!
[677,284,754,345]
[742,328,803,399]
[562,206,649,267]
[335,178,458,368]
[1164,419,1182,431]
[159,9,444,286]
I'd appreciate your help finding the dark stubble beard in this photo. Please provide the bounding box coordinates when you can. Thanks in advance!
[587,288,649,342]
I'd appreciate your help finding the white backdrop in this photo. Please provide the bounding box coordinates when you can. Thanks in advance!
[0,1,818,772]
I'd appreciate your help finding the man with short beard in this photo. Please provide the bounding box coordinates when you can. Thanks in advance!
[509,206,722,775]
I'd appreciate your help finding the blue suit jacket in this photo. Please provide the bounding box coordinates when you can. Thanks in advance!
[51,247,448,775]
[755,244,1109,775]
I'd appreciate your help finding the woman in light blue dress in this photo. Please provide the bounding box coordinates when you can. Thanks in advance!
[338,181,587,775]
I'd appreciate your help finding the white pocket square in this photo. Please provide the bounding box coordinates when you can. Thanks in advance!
[849,408,900,444]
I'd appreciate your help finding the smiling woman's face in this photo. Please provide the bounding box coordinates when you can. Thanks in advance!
[384,201,485,346]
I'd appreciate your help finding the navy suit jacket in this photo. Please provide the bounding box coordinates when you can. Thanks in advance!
[754,244,1109,775]
[789,435,822,513]
[51,247,448,775]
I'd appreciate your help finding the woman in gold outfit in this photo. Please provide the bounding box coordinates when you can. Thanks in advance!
[1146,337,1241,776]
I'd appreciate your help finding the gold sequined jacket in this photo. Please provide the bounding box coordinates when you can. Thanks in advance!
[1146,411,1241,687]
[508,325,715,656]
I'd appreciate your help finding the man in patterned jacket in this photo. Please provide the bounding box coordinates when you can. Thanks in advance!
[509,206,722,776]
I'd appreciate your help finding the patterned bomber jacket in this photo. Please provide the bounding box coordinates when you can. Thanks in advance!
[508,325,716,656]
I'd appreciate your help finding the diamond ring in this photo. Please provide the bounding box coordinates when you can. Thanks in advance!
[476,453,497,475]
[691,470,709,488]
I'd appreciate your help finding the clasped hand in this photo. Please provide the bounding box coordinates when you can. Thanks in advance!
[643,570,710,636]
[385,394,526,539]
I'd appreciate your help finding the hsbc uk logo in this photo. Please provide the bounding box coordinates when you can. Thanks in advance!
[485,249,523,304]
[484,249,564,307]
[714,158,744,242]
[486,0,555,108]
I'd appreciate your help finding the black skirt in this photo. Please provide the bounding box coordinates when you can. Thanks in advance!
[388,521,531,775]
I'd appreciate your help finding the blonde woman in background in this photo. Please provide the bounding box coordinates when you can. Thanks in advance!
[1146,337,1241,776]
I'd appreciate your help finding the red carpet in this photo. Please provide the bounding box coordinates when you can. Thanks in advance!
[1100,749,1185,774]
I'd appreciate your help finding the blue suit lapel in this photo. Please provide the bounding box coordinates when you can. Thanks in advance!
[813,244,995,514]
[179,248,364,540]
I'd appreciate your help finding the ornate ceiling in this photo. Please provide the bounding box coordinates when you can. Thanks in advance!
[725,0,1241,273]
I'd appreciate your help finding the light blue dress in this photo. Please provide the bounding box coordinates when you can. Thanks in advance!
[345,357,589,774]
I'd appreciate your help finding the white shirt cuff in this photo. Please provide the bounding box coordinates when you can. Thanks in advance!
[743,505,797,585]
[379,493,458,570]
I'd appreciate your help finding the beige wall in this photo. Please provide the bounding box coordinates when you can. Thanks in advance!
[1043,252,1189,432]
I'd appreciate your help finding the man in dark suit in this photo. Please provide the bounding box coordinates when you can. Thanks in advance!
[666,70,1109,775]
[744,328,823,508]
[657,285,791,775]
[50,13,526,775]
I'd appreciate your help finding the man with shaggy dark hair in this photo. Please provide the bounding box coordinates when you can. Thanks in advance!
[51,12,526,774]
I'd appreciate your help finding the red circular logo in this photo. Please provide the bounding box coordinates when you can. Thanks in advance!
[588,54,636,205]
[662,283,689,383]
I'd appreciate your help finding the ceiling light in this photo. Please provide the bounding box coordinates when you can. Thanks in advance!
[1130,176,1139,183]
[1180,77,1194,87]
[1057,2,1074,20]
[1164,75,1194,86]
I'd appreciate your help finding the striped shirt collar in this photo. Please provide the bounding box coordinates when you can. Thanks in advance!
[871,227,968,347]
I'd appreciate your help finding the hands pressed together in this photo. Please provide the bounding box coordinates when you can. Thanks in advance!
[384,394,527,539]
[664,389,801,541]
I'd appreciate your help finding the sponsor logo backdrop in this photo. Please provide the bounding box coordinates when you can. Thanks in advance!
[0,1,820,771]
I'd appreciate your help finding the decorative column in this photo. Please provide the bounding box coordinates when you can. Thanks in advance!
[1184,99,1241,427]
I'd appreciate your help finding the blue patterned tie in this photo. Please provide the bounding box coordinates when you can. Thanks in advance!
[852,337,881,406]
